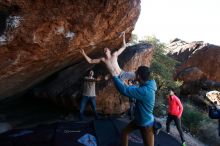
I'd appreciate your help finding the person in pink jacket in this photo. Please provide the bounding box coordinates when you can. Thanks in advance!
[166,89,186,146]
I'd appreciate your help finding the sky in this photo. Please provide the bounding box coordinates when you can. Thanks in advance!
[133,0,220,45]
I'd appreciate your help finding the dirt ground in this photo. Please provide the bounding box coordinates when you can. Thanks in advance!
[158,117,208,146]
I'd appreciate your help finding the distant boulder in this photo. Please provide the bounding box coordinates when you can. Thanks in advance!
[167,39,220,83]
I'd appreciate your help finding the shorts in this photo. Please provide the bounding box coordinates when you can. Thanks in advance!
[119,71,135,80]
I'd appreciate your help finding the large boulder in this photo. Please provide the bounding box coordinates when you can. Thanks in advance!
[0,0,141,99]
[175,67,206,83]
[168,39,220,83]
[32,43,154,114]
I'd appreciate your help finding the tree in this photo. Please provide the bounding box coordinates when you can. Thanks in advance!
[130,33,138,44]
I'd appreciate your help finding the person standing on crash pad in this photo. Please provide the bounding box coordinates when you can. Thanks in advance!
[112,66,157,146]
[166,89,186,146]
[79,70,100,121]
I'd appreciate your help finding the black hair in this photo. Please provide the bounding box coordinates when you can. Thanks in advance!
[136,66,150,82]
[128,79,134,85]
[86,69,94,76]
[168,88,177,95]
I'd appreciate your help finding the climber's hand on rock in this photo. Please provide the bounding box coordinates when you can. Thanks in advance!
[75,49,85,54]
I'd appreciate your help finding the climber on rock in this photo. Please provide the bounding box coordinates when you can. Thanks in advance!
[77,30,135,80]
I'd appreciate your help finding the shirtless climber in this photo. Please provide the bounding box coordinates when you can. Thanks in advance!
[77,31,135,80]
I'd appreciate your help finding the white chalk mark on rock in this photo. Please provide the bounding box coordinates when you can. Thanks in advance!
[0,16,22,45]
[6,16,22,30]
[0,35,7,45]
[56,26,65,34]
[65,32,75,40]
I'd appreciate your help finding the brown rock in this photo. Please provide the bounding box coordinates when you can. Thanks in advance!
[0,0,141,99]
[206,90,220,105]
[168,39,220,82]
[167,38,203,63]
[175,67,206,82]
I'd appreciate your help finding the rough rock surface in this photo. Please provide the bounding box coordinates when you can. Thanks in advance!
[175,67,206,83]
[0,0,141,99]
[167,38,220,82]
[32,43,154,114]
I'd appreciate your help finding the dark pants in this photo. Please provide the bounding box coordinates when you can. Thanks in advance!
[129,102,135,120]
[79,96,97,120]
[122,121,154,146]
[209,108,220,136]
[166,114,185,143]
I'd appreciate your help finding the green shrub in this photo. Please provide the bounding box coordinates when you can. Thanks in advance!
[143,36,182,116]
[182,103,208,134]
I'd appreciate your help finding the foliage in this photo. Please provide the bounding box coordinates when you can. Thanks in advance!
[130,35,182,116]
[130,33,138,44]
[144,36,166,54]
[135,35,183,90]
[182,102,209,134]
[132,35,183,116]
